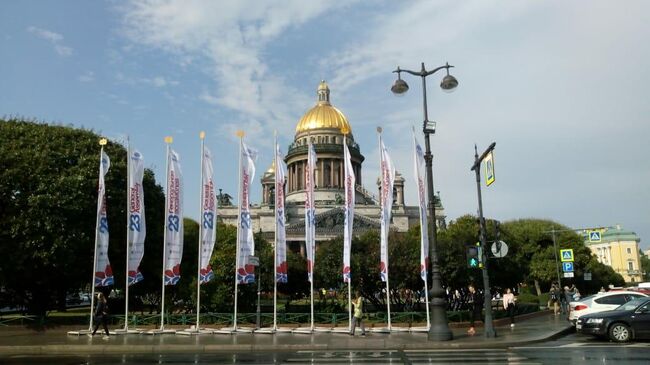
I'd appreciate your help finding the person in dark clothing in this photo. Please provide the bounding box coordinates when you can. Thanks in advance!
[467,284,483,335]
[89,292,110,339]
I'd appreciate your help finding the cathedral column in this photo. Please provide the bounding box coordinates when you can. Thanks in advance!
[261,185,265,204]
[330,159,335,188]
[288,164,292,192]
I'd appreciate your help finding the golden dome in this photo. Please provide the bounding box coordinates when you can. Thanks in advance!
[265,159,275,175]
[295,81,352,135]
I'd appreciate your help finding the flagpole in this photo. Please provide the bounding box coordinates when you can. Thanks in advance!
[424,272,431,329]
[308,134,314,332]
[343,135,352,333]
[233,131,244,331]
[89,138,107,331]
[196,132,206,331]
[124,136,131,331]
[378,129,392,331]
[160,136,172,330]
[413,127,431,330]
[273,132,278,331]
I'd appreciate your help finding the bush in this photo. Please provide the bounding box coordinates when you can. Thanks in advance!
[517,292,539,304]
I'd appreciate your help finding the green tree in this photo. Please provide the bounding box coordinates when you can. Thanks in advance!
[640,250,650,282]
[500,219,624,295]
[0,119,165,315]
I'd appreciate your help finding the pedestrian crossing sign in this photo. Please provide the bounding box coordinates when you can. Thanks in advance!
[588,231,601,242]
[485,152,495,186]
[560,249,574,262]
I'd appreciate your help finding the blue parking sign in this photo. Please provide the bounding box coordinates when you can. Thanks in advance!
[562,262,574,272]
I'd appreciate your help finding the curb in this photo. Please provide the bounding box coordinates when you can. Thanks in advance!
[0,325,574,355]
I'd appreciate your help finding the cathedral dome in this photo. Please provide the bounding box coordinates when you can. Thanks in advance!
[295,81,352,135]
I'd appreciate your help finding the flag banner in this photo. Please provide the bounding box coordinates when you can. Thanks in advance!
[305,141,317,283]
[94,150,114,287]
[164,149,184,285]
[275,144,288,283]
[237,141,258,284]
[413,133,429,281]
[127,150,146,286]
[342,139,355,283]
[379,140,395,282]
[199,147,217,284]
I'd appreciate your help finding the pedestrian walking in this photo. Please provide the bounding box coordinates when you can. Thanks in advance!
[502,288,516,327]
[467,284,483,336]
[349,291,366,336]
[88,292,110,339]
[559,286,569,315]
[549,284,560,315]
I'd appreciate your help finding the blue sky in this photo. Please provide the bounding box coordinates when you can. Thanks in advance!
[2,0,649,249]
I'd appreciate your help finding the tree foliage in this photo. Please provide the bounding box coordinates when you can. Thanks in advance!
[0,118,165,315]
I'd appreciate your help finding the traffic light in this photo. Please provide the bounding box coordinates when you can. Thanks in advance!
[467,244,480,268]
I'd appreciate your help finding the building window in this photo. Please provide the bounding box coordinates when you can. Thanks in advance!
[628,261,634,271]
[626,247,632,254]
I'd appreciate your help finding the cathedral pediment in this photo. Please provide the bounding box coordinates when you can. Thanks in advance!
[286,207,380,236]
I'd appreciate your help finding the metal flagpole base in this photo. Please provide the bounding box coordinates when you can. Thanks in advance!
[253,327,275,334]
[68,329,124,336]
[112,328,143,334]
[176,326,215,335]
[391,326,410,332]
[330,327,350,334]
[234,327,254,333]
[274,327,293,333]
[143,328,176,335]
[67,329,92,336]
[213,327,236,334]
[291,327,313,334]
[370,327,390,333]
[313,326,332,333]
[409,326,430,333]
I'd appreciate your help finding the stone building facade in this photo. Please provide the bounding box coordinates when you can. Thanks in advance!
[218,81,445,255]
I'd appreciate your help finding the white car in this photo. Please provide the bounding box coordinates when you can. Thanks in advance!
[568,290,647,324]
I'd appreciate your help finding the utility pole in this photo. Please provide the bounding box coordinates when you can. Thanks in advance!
[471,142,496,338]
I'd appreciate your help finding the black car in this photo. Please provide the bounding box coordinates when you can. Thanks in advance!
[577,297,650,342]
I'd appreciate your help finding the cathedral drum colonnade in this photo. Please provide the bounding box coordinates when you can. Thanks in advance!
[220,81,446,255]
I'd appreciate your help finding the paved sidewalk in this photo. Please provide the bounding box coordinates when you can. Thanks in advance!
[0,312,573,355]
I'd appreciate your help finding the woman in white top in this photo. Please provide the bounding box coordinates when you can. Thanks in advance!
[502,288,516,327]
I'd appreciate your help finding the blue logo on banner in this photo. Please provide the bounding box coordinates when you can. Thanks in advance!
[168,215,180,231]
[129,214,141,231]
[203,211,214,229]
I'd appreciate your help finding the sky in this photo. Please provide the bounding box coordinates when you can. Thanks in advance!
[1,0,649,250]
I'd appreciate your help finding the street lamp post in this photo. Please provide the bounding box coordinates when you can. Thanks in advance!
[391,62,458,341]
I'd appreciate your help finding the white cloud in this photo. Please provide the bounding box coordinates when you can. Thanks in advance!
[117,0,348,145]
[115,72,177,88]
[27,26,73,56]
[78,71,95,82]
[322,0,650,240]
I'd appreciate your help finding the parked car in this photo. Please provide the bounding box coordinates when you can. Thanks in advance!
[568,291,647,324]
[576,297,650,342]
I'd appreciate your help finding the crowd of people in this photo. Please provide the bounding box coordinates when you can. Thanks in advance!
[548,283,581,316]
